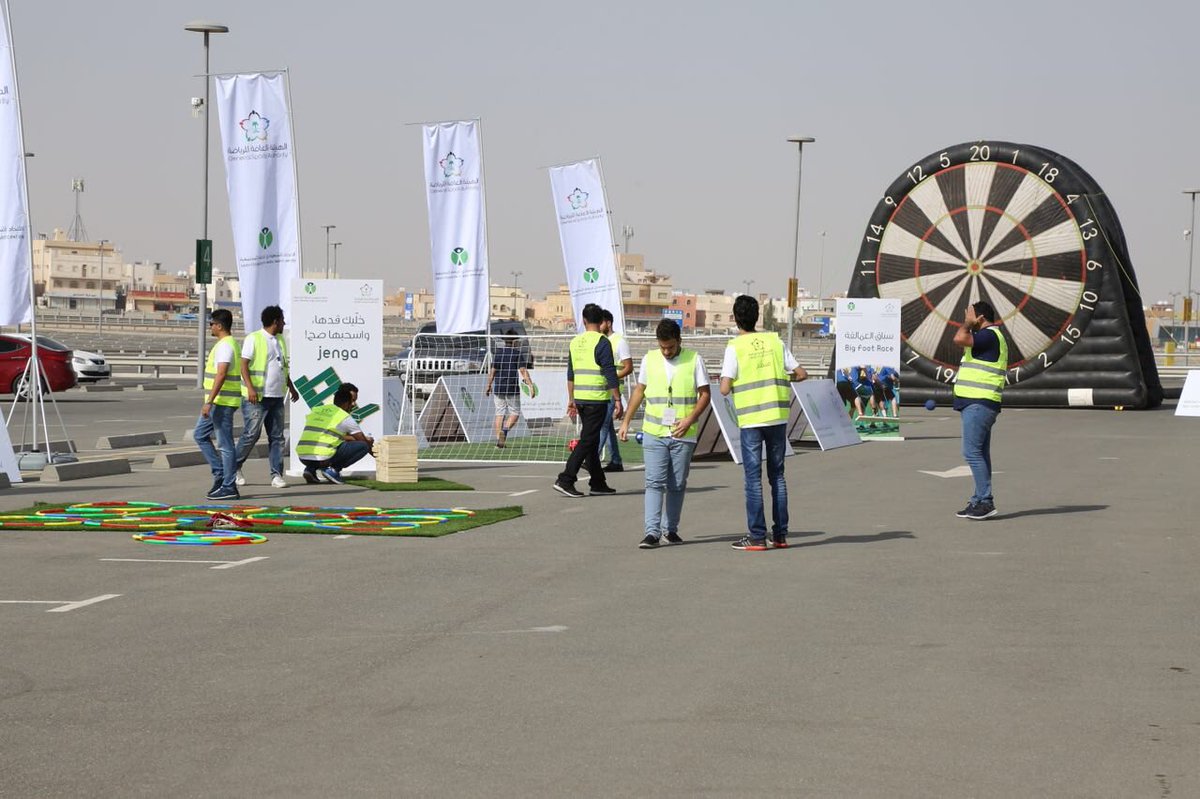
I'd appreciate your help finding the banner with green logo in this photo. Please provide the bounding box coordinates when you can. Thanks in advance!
[0,3,31,327]
[548,159,624,333]
[214,72,302,327]
[422,120,490,334]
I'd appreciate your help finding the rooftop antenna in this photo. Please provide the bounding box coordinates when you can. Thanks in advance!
[622,224,634,254]
[66,178,88,242]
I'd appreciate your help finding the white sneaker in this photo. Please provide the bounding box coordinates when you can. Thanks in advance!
[235,470,246,487]
[271,474,288,489]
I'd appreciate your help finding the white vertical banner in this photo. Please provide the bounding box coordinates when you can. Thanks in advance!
[0,1,31,326]
[548,159,624,333]
[835,298,901,371]
[422,120,490,334]
[214,72,302,328]
[287,279,384,476]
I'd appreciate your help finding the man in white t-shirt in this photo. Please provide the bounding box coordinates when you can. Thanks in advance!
[599,308,633,472]
[618,319,711,548]
[235,305,299,489]
[193,309,241,500]
[719,295,807,551]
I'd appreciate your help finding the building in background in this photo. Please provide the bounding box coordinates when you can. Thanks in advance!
[31,229,122,313]
[528,284,574,330]
[489,283,529,321]
[619,254,673,331]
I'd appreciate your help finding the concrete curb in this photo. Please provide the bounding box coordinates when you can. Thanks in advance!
[41,458,132,482]
[96,432,168,449]
[15,440,77,454]
[152,441,274,469]
[81,384,125,393]
[135,384,179,391]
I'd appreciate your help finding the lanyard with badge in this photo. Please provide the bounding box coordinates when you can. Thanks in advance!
[662,384,677,428]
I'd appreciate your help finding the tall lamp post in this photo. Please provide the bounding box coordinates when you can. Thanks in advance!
[331,242,342,279]
[741,278,755,297]
[786,136,815,353]
[96,239,109,333]
[1184,189,1200,352]
[185,20,229,389]
[322,224,336,278]
[817,230,827,302]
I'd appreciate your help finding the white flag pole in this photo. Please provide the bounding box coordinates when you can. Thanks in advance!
[284,67,303,300]
[593,156,626,334]
[475,118,493,364]
[4,0,53,458]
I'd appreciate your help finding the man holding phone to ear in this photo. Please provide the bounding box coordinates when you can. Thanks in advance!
[952,300,1008,521]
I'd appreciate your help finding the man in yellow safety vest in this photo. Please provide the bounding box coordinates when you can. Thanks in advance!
[951,300,1008,520]
[719,295,808,551]
[235,305,299,489]
[618,319,711,548]
[295,383,374,486]
[193,308,241,500]
[553,303,623,498]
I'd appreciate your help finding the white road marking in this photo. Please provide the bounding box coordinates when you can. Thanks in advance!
[334,535,353,539]
[463,625,568,635]
[48,594,122,613]
[2,594,122,614]
[101,556,268,570]
[919,466,1005,479]
[508,489,538,497]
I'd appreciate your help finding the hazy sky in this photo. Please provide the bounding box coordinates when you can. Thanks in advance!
[10,1,1199,306]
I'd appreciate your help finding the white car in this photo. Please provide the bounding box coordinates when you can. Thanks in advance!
[11,334,111,383]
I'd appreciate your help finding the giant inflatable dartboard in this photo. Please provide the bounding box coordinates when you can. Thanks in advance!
[848,141,1162,408]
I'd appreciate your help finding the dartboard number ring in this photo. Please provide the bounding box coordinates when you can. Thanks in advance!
[855,141,1106,386]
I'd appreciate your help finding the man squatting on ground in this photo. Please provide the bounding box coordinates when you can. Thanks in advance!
[194,309,241,501]
[296,383,375,486]
[720,295,808,551]
[598,308,633,472]
[235,305,300,489]
[554,303,622,498]
[618,319,711,548]
[952,300,1007,521]
[485,331,535,449]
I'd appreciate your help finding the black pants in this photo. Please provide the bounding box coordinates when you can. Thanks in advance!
[558,401,609,489]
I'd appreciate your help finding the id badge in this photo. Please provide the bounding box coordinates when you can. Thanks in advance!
[661,407,677,426]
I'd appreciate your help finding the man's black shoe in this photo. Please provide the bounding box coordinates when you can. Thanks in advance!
[664,531,684,544]
[589,485,617,495]
[638,535,660,549]
[965,501,998,520]
[552,482,585,498]
[603,463,624,473]
[955,502,977,518]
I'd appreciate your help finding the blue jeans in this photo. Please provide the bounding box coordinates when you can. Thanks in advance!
[960,403,999,504]
[598,398,622,466]
[194,404,237,491]
[236,396,286,476]
[642,433,696,538]
[301,440,371,473]
[739,423,788,541]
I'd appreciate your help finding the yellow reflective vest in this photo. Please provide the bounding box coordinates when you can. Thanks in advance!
[570,331,609,401]
[296,404,350,461]
[204,337,241,407]
[953,326,1009,404]
[641,348,700,439]
[728,332,790,427]
[241,329,289,398]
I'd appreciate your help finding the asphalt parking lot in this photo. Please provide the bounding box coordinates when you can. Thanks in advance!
[1,387,1198,797]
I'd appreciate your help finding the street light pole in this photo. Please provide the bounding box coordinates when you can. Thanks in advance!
[96,239,109,333]
[331,242,342,279]
[818,230,827,302]
[786,136,815,353]
[322,224,336,278]
[741,278,755,297]
[1184,189,1200,351]
[510,270,522,289]
[185,20,228,389]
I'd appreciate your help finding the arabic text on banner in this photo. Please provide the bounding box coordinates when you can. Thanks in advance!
[214,73,302,327]
[548,159,624,333]
[835,298,901,371]
[0,3,31,326]
[422,121,490,334]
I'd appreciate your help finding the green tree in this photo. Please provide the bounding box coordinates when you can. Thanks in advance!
[761,299,779,332]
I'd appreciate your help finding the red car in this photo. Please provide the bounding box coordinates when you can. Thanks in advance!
[0,334,78,397]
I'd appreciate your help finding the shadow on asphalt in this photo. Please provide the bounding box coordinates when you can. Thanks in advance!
[690,530,916,548]
[994,504,1108,520]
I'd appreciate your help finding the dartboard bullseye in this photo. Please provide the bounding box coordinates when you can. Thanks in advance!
[855,142,1106,386]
